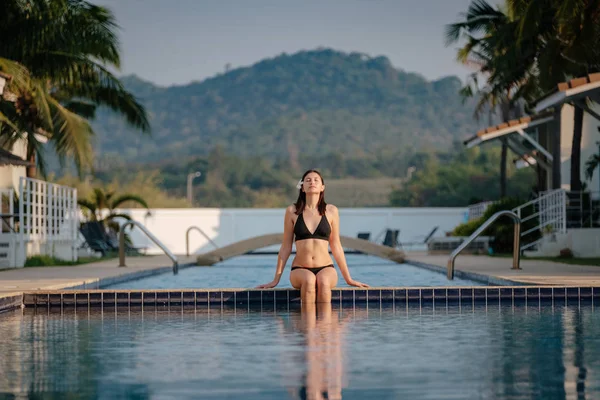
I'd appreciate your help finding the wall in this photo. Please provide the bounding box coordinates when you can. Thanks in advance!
[527,229,600,258]
[559,104,600,191]
[113,207,468,255]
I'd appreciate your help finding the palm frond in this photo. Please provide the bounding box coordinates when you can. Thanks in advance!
[110,194,149,210]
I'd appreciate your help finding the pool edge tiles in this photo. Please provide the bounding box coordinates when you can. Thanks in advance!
[14,286,600,310]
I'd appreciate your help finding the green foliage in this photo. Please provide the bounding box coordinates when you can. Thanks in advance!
[451,197,541,253]
[85,49,485,166]
[24,255,102,267]
[390,146,536,207]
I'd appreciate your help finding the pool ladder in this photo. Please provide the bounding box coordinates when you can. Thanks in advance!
[119,220,179,274]
[447,210,521,280]
[186,226,219,256]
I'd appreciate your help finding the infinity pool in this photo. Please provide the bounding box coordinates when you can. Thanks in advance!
[1,302,599,399]
[107,254,483,289]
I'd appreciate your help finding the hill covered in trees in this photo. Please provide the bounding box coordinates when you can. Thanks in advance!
[91,48,484,168]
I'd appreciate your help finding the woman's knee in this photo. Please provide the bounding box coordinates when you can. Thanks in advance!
[302,274,317,291]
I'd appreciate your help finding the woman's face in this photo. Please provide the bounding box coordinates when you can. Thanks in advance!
[302,172,324,194]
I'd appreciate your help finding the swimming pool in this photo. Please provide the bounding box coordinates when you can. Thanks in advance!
[106,254,484,289]
[1,301,598,399]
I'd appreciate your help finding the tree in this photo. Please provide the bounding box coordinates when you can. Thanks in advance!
[0,0,149,178]
[585,152,600,183]
[446,0,532,197]
[504,0,600,191]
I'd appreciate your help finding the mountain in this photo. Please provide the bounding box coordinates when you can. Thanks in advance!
[91,48,483,167]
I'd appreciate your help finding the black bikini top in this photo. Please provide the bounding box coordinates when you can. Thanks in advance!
[294,213,331,241]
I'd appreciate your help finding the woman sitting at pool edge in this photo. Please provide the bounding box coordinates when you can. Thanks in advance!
[257,169,368,303]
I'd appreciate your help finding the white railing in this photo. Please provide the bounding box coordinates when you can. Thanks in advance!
[19,177,78,261]
[513,189,567,251]
[0,188,14,233]
[467,201,494,221]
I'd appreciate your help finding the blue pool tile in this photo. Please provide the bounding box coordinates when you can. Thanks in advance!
[421,289,433,302]
[513,288,525,299]
[182,291,195,304]
[142,292,156,304]
[49,294,61,306]
[331,289,341,302]
[129,292,142,304]
[473,288,486,301]
[275,290,288,304]
[540,288,553,299]
[487,288,500,301]
[381,290,393,302]
[234,291,248,306]
[433,289,446,300]
[340,289,354,303]
[367,289,380,305]
[156,292,169,305]
[526,288,539,301]
[407,289,420,304]
[89,293,102,305]
[76,293,89,305]
[566,287,579,299]
[209,291,222,305]
[116,292,130,305]
[289,290,301,303]
[248,290,262,305]
[195,291,208,305]
[393,289,406,305]
[447,288,459,300]
[580,287,592,299]
[169,291,183,305]
[500,288,513,298]
[354,290,367,303]
[553,287,566,298]
[220,291,233,305]
[262,291,275,304]
[62,293,74,306]
[593,287,600,298]
[460,288,473,300]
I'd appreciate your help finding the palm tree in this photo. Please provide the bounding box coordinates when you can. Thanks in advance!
[504,0,600,191]
[585,152,600,182]
[446,0,533,197]
[78,187,149,225]
[0,0,150,178]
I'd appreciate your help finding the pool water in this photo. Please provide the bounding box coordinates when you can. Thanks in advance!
[107,254,483,289]
[1,302,599,399]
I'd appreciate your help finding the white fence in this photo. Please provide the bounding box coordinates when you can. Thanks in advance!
[514,189,567,251]
[18,177,78,262]
[467,201,494,221]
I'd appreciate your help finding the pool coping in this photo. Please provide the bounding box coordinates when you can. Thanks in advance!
[0,259,590,314]
[405,259,529,286]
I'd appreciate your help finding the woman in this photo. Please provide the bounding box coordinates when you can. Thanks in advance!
[257,169,368,303]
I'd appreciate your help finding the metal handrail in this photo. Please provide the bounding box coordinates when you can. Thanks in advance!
[186,226,219,256]
[119,220,179,274]
[447,210,521,280]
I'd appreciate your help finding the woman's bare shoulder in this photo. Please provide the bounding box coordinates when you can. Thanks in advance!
[286,204,297,215]
[326,204,339,213]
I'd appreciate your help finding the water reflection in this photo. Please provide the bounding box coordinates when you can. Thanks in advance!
[280,303,349,400]
[0,302,598,399]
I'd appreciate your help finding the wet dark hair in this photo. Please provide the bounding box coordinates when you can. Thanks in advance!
[294,169,327,215]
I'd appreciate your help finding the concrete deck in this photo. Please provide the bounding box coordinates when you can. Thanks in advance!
[407,253,600,285]
[0,255,197,297]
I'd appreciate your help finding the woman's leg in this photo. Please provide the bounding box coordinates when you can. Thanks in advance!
[290,268,317,304]
[315,267,338,303]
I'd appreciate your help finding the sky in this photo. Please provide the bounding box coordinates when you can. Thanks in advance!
[96,0,487,87]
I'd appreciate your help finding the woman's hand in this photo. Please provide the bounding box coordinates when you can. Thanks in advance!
[346,279,369,288]
[256,280,279,289]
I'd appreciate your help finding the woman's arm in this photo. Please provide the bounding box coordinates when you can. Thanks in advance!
[328,205,369,288]
[256,205,295,288]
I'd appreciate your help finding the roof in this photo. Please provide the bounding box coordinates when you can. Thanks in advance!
[463,110,554,148]
[0,148,33,166]
[535,72,600,113]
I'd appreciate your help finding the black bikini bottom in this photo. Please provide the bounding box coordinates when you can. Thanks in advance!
[291,264,334,275]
